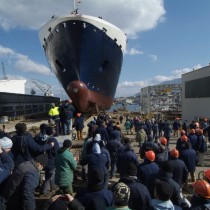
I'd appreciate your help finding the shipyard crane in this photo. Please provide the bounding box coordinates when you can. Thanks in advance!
[30,79,53,96]
[1,62,8,80]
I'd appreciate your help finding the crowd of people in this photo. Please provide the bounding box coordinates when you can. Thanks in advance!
[0,110,210,210]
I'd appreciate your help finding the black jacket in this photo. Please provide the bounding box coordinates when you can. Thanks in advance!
[4,161,39,210]
[12,133,52,168]
[119,176,151,210]
[34,135,59,171]
[191,195,210,210]
[156,170,182,206]
[73,116,84,131]
[106,139,123,161]
[180,148,197,173]
[137,160,159,197]
[0,152,14,184]
[59,103,75,122]
[168,157,188,186]
[75,188,113,210]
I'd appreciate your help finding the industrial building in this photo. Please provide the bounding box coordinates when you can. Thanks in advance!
[0,79,27,94]
[182,65,210,123]
[0,79,60,120]
[141,84,182,114]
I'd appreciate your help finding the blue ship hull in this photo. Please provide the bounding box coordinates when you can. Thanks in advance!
[39,14,127,112]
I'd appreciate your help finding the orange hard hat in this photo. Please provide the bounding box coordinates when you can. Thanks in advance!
[204,170,210,182]
[76,113,81,117]
[181,135,188,141]
[170,148,179,158]
[160,137,167,145]
[192,180,210,198]
[145,150,155,161]
[190,129,195,134]
[180,130,186,135]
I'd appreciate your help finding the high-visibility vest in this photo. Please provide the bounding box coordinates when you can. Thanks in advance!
[49,107,59,117]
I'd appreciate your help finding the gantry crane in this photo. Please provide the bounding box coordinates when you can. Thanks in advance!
[30,79,53,96]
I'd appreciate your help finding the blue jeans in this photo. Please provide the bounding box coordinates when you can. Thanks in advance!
[63,120,71,135]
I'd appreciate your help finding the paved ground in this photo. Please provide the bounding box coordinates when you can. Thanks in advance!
[70,119,210,201]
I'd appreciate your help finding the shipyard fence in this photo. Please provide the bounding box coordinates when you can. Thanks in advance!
[0,92,60,120]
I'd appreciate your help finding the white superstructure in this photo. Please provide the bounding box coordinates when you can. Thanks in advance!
[39,14,127,53]
[0,80,26,94]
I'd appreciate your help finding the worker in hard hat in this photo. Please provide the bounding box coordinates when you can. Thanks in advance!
[137,150,159,197]
[191,180,210,209]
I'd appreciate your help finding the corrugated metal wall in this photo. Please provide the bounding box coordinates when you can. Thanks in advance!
[0,92,60,118]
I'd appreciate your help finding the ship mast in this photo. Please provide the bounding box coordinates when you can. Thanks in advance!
[1,62,8,80]
[72,0,80,14]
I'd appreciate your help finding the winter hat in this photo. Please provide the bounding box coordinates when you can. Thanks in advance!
[34,153,48,167]
[125,162,137,176]
[113,182,130,206]
[88,167,104,191]
[154,179,173,201]
[0,137,13,150]
[94,134,101,141]
[161,160,174,173]
[63,139,72,148]
[92,143,101,154]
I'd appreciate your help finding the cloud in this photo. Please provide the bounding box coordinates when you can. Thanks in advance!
[149,54,158,61]
[0,45,15,56]
[0,0,165,38]
[0,45,51,76]
[14,55,51,75]
[125,48,144,55]
[115,65,198,97]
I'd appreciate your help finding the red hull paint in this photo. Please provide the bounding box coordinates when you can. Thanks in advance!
[67,81,113,112]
